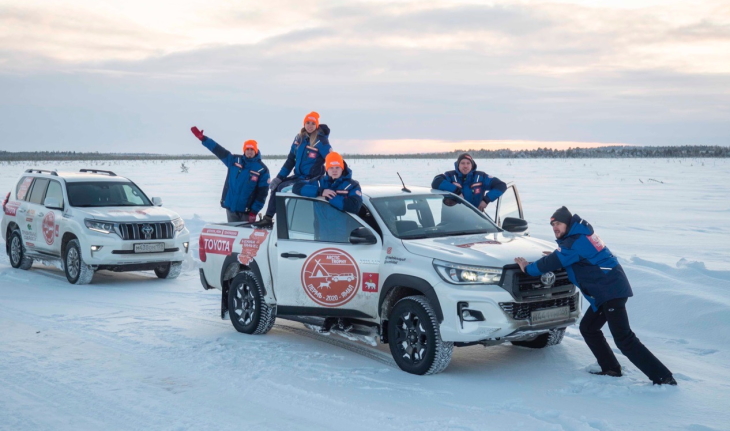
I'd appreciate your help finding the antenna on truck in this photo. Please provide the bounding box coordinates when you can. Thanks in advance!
[397,172,411,193]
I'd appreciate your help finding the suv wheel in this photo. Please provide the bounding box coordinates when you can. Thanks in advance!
[8,230,33,270]
[228,271,275,335]
[511,327,566,348]
[387,296,454,375]
[154,262,182,279]
[64,239,94,285]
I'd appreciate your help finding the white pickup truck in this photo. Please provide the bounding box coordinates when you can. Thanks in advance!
[198,184,580,375]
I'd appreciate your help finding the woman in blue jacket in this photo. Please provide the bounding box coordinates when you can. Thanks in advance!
[191,127,269,223]
[292,152,362,242]
[515,207,677,386]
[431,153,506,212]
[257,111,332,227]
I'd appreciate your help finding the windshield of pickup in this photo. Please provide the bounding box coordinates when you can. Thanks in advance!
[370,194,500,239]
[66,181,152,207]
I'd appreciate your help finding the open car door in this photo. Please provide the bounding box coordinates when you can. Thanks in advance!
[493,183,529,235]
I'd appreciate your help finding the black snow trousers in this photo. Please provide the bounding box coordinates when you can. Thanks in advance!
[264,176,301,218]
[579,297,672,383]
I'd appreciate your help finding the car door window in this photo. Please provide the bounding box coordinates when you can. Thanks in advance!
[285,197,362,243]
[498,186,522,223]
[27,178,50,205]
[45,181,64,209]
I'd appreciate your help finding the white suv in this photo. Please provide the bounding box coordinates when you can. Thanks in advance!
[2,169,190,284]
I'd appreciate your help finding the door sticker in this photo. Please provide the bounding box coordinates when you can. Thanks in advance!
[237,229,269,265]
[4,201,21,216]
[362,273,379,292]
[42,212,55,245]
[301,248,360,307]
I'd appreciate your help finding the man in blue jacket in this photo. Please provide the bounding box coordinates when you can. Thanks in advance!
[515,207,677,385]
[257,111,332,227]
[292,152,362,242]
[431,153,506,212]
[191,127,269,223]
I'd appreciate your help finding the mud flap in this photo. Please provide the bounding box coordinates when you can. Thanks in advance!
[221,284,229,320]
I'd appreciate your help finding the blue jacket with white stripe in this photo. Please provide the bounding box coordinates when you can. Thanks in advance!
[277,125,332,180]
[202,137,270,213]
[525,215,633,310]
[292,166,362,242]
[431,160,506,208]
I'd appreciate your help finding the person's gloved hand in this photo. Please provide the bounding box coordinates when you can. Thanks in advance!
[191,126,205,141]
[452,183,463,195]
[321,189,336,199]
[478,200,488,212]
[269,177,283,191]
[248,212,257,223]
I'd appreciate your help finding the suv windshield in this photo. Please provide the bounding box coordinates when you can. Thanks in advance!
[66,181,152,207]
[370,194,500,239]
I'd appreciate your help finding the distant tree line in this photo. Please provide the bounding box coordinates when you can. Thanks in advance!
[1,145,728,161]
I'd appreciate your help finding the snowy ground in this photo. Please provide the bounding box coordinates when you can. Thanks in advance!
[1,158,729,431]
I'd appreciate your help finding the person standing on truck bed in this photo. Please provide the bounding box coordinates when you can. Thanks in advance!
[191,127,270,223]
[255,111,332,227]
[431,153,506,212]
[292,152,362,242]
[514,207,677,386]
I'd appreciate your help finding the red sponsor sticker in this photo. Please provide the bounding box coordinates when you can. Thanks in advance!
[17,177,33,200]
[362,273,379,292]
[42,212,55,245]
[237,229,269,265]
[587,234,605,251]
[202,228,238,237]
[301,248,360,307]
[199,235,235,262]
[4,201,21,216]
[386,247,392,255]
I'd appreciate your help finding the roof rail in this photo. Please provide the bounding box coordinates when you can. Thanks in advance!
[25,169,58,176]
[79,169,117,176]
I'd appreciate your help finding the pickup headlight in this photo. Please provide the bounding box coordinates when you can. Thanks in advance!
[84,219,116,234]
[172,217,185,233]
[433,259,502,285]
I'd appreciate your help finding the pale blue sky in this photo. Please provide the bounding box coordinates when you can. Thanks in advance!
[1,0,728,154]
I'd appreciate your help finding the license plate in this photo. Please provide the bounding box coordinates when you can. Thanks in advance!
[531,306,570,324]
[134,243,165,253]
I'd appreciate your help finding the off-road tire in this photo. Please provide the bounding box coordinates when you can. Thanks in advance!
[63,239,94,285]
[154,262,182,279]
[387,295,454,375]
[228,271,275,335]
[8,230,33,270]
[511,327,566,348]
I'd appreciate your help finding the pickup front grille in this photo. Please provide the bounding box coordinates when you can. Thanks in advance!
[499,293,579,320]
[516,269,572,292]
[117,222,174,240]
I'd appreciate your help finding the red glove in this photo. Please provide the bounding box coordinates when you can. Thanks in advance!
[191,126,205,141]
[248,212,257,223]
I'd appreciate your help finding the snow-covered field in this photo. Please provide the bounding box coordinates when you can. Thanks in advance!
[1,158,729,431]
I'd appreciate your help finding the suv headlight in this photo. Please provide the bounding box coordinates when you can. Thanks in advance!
[84,219,116,234]
[172,217,185,233]
[433,259,502,285]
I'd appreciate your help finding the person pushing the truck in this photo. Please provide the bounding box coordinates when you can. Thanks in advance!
[514,207,677,386]
[191,127,270,223]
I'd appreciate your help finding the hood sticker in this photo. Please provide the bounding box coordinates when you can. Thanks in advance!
[301,248,360,307]
[237,229,269,265]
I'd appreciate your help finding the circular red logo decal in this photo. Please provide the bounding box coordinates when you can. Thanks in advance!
[300,248,361,307]
[42,211,55,245]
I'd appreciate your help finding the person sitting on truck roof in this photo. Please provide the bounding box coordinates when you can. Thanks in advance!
[191,126,270,223]
[255,111,332,227]
[292,152,362,242]
[431,153,506,212]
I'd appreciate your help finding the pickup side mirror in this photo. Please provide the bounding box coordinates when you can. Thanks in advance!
[349,227,377,245]
[502,217,528,233]
[44,196,63,210]
[152,197,163,206]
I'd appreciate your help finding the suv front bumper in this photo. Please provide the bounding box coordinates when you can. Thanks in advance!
[80,230,190,266]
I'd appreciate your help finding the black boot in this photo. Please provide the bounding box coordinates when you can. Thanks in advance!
[653,374,677,386]
[253,215,273,228]
[590,367,622,377]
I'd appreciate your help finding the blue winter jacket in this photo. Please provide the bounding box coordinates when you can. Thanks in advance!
[277,125,332,180]
[525,215,633,310]
[292,166,363,242]
[431,160,506,208]
[202,137,270,213]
